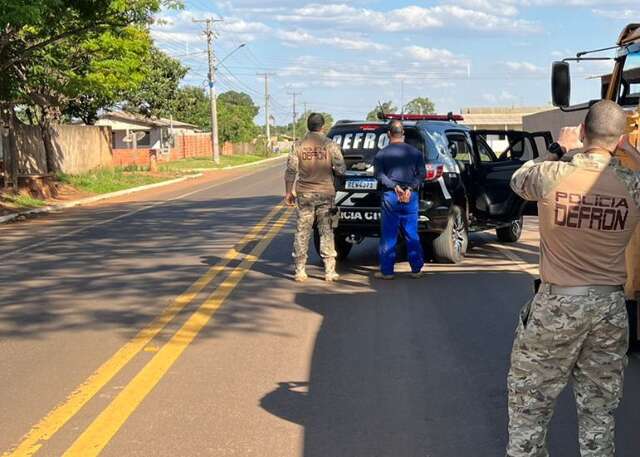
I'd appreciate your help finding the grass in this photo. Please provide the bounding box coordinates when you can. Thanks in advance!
[58,168,183,195]
[159,154,275,172]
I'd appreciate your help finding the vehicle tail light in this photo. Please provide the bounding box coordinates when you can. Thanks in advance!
[425,164,444,181]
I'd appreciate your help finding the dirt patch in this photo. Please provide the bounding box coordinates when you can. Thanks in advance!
[1,182,93,218]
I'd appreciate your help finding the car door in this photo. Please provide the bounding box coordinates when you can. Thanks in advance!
[468,130,549,221]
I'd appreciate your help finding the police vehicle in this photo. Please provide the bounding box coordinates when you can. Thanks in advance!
[315,113,552,263]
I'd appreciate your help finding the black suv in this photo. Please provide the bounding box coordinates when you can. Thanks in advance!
[315,114,551,263]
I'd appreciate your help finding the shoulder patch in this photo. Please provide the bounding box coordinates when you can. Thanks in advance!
[613,165,640,208]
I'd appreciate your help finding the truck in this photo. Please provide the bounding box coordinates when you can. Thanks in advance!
[533,23,640,351]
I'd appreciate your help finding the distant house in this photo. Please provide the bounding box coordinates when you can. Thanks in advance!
[460,106,553,151]
[96,112,201,152]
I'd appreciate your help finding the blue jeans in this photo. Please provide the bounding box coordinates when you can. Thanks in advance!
[379,191,424,275]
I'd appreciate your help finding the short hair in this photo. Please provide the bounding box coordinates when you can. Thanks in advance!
[307,113,325,132]
[388,119,404,138]
[583,100,627,146]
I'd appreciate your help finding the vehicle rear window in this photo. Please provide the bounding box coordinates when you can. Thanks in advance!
[329,125,435,162]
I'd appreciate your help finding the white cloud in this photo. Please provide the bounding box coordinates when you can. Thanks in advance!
[276,29,388,50]
[592,8,640,20]
[453,0,520,16]
[403,45,470,72]
[482,90,518,103]
[153,10,271,44]
[503,61,546,75]
[272,3,540,34]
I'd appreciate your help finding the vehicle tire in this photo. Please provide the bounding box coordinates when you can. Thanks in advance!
[432,206,468,264]
[314,229,352,261]
[496,216,523,243]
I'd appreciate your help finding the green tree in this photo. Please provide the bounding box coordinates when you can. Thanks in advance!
[172,86,210,130]
[366,101,397,121]
[404,97,436,115]
[217,91,260,143]
[0,0,171,173]
[63,28,155,124]
[122,47,188,119]
[294,111,334,137]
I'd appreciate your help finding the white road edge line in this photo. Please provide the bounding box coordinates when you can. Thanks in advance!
[0,161,284,261]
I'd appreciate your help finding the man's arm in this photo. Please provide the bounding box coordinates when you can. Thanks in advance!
[284,147,299,204]
[374,151,397,189]
[329,142,346,176]
[511,126,582,201]
[411,149,426,190]
[511,159,574,201]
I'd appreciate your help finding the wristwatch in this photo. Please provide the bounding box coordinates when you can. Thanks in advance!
[548,141,567,158]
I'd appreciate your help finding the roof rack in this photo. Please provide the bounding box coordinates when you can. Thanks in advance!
[381,112,464,122]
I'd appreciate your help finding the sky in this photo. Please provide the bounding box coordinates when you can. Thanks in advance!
[151,0,639,125]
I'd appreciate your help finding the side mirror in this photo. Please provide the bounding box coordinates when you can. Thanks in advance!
[448,142,458,158]
[551,61,571,108]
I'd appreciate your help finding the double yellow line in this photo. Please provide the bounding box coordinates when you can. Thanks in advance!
[4,205,291,457]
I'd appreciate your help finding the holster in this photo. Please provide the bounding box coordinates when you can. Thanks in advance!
[329,206,340,229]
[534,278,542,294]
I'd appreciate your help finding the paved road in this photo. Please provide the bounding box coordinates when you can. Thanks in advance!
[1,160,639,457]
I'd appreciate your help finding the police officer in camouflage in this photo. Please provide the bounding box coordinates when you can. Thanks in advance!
[507,100,640,457]
[285,113,346,282]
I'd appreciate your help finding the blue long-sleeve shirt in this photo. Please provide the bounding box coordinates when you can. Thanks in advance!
[373,142,426,191]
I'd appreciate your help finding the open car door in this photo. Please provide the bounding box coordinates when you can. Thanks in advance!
[468,130,552,221]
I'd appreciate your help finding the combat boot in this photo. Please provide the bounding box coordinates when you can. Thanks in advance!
[324,258,340,282]
[294,265,308,282]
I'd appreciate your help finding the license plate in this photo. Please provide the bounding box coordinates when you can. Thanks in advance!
[345,179,377,190]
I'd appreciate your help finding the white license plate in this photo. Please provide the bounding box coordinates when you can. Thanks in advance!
[345,179,377,190]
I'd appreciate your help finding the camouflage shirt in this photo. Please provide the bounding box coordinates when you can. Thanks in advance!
[511,148,640,286]
[285,132,346,196]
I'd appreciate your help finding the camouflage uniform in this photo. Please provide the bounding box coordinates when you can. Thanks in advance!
[285,131,346,280]
[508,288,628,457]
[294,193,338,275]
[507,151,640,457]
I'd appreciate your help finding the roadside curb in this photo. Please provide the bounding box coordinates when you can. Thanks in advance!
[179,154,286,173]
[0,173,203,225]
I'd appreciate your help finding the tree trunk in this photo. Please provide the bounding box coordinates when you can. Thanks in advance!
[39,108,58,175]
[2,109,20,191]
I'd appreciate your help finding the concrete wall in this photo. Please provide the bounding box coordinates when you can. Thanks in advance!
[53,125,113,174]
[1,124,112,175]
[523,107,588,142]
[2,124,259,177]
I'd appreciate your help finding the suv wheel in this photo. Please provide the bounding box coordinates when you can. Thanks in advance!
[496,217,523,243]
[314,229,353,261]
[432,206,468,264]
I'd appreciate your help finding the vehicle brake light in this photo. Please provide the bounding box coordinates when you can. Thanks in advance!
[360,124,380,131]
[382,113,464,122]
[425,164,444,181]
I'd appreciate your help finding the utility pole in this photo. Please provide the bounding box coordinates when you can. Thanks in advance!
[287,91,301,142]
[400,80,405,118]
[257,73,273,147]
[193,17,223,164]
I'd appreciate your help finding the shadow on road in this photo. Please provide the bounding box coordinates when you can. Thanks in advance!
[0,195,281,340]
[260,236,640,457]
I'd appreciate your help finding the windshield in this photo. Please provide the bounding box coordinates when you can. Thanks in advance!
[620,47,640,105]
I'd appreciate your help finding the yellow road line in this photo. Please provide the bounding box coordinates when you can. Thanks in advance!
[63,209,292,456]
[2,205,284,457]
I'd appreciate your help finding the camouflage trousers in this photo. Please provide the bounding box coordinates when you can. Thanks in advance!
[507,285,629,457]
[293,193,337,273]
